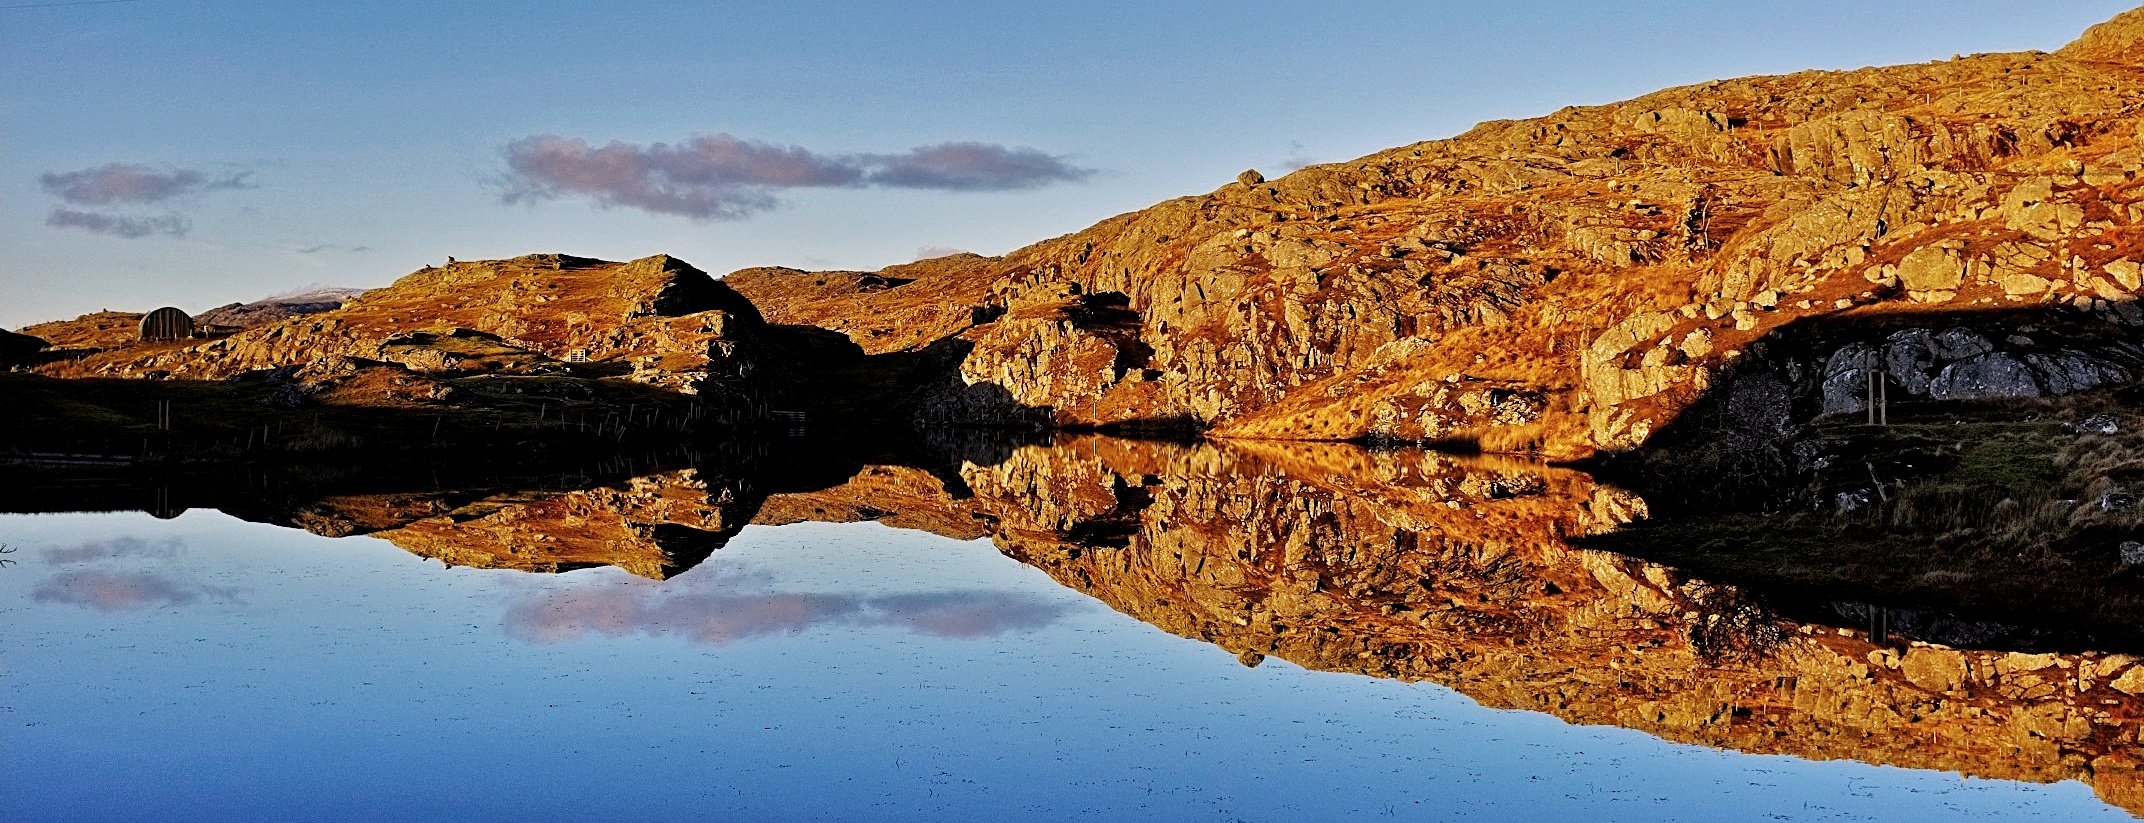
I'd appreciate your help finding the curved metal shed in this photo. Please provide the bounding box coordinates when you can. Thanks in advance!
[139,307,195,341]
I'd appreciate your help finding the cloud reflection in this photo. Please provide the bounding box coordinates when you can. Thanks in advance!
[42,536,183,565]
[32,570,225,612]
[503,578,1072,645]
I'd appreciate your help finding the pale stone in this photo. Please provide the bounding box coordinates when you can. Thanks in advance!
[1902,648,1970,692]
[1896,243,1966,293]
[2001,272,2052,296]
[2106,260,2142,291]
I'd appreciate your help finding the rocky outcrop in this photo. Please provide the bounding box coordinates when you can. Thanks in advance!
[1814,323,2141,415]
[31,254,786,405]
[2062,7,2144,63]
[710,9,2144,458]
[21,310,147,352]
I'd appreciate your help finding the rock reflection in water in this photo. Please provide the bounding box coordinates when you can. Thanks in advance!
[60,434,2144,814]
[772,436,2144,816]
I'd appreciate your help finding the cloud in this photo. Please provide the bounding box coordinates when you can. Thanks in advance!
[32,570,225,612]
[866,592,1069,638]
[502,577,1074,645]
[295,244,374,254]
[45,208,190,238]
[500,133,1093,220]
[42,536,182,565]
[863,142,1093,191]
[915,245,971,260]
[40,162,251,206]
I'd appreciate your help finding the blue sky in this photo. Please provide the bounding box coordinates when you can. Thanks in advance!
[3,0,2133,329]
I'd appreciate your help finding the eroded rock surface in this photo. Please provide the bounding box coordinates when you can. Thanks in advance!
[30,255,777,399]
[708,11,2144,457]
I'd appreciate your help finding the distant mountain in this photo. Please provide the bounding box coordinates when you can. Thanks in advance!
[195,286,368,329]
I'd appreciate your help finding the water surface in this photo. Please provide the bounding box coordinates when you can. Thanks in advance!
[3,439,2135,821]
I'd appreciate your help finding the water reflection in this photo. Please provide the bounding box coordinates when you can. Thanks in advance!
[9,434,2142,815]
[502,569,1072,645]
[41,535,182,565]
[28,534,233,611]
[31,569,226,612]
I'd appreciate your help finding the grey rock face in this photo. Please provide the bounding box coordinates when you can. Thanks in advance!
[1931,327,1995,361]
[2122,541,2144,567]
[2023,351,2132,396]
[1930,353,2043,400]
[1883,328,1938,395]
[1822,369,1871,416]
[1820,343,1878,416]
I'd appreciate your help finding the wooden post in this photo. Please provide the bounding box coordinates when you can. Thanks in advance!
[1866,369,1875,426]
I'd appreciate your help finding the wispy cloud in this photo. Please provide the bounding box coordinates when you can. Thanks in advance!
[500,133,1094,221]
[32,570,230,612]
[46,208,190,238]
[38,161,251,240]
[862,142,1092,191]
[42,536,182,565]
[295,244,374,254]
[40,162,251,205]
[502,575,1073,646]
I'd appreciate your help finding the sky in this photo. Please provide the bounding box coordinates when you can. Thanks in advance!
[2,0,2135,329]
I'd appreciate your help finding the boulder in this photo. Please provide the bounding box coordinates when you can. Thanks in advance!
[1882,328,1938,395]
[1930,353,2042,400]
[1820,343,1878,415]
[1900,647,1970,693]
[1931,328,1996,361]
[2024,352,2131,396]
[1894,243,1966,294]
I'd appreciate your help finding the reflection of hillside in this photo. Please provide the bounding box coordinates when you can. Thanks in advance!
[754,437,2144,816]
[50,434,2140,811]
[367,473,747,579]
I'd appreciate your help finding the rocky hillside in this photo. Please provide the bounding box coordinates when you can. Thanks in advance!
[720,9,2144,457]
[17,10,2144,462]
[22,254,836,413]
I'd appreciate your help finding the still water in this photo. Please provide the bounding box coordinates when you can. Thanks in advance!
[1,440,2135,821]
